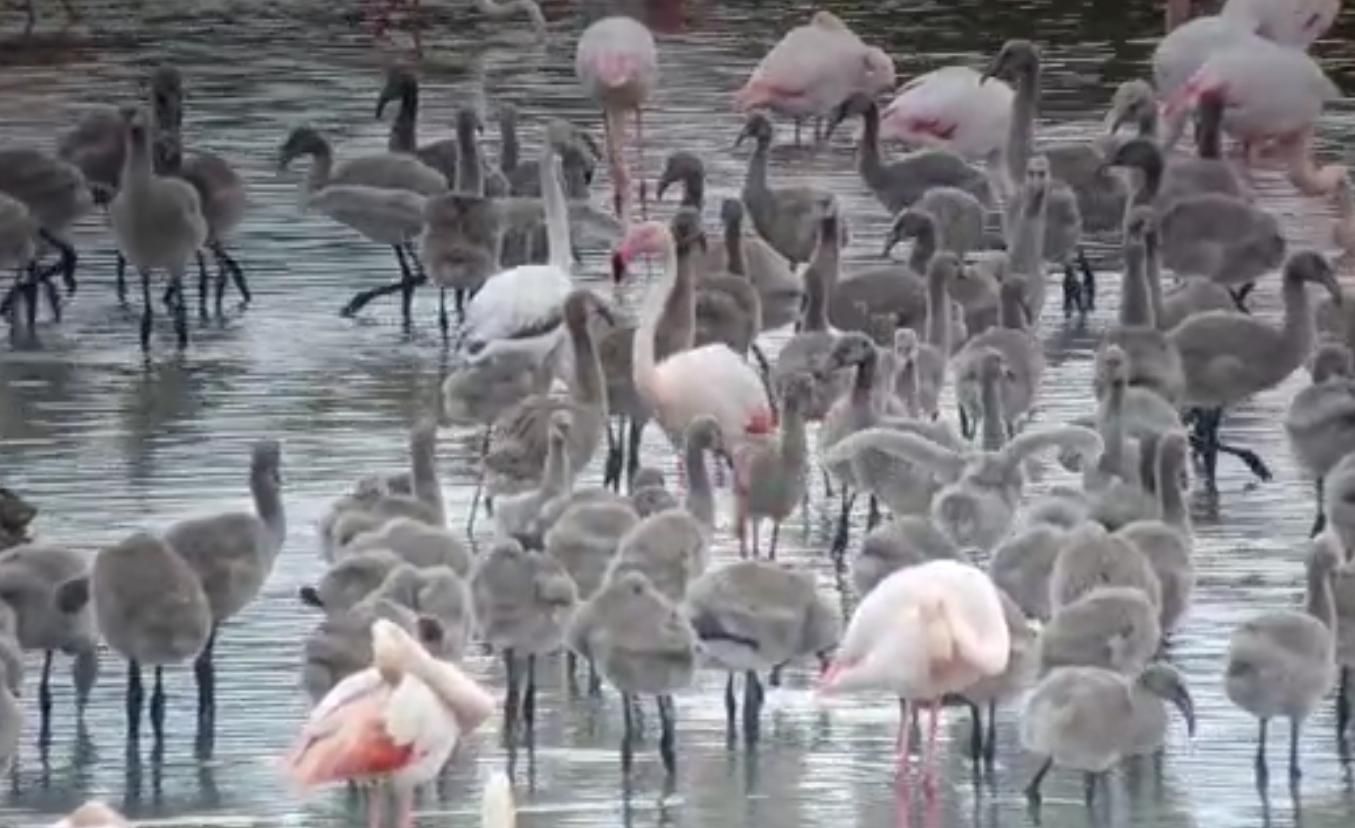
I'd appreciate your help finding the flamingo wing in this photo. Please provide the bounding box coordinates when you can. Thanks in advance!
[284,669,414,789]
[879,67,1013,159]
[464,264,572,347]
[652,345,772,443]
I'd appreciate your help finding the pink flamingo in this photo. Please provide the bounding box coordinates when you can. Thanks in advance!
[613,220,775,463]
[819,560,1009,813]
[878,66,1013,161]
[283,619,495,828]
[575,16,658,222]
[734,10,895,144]
[51,802,129,828]
[1164,39,1343,194]
[1221,0,1340,47]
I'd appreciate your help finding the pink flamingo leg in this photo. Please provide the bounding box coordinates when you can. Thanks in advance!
[922,700,941,803]
[636,108,648,220]
[895,698,914,822]
[395,785,415,828]
[367,786,385,828]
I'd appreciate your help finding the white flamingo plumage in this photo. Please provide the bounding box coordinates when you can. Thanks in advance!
[613,221,775,456]
[819,560,1010,808]
[576,15,658,222]
[878,66,1013,161]
[283,619,494,828]
[1221,0,1340,47]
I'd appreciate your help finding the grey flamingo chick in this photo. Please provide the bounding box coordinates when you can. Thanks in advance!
[565,570,697,778]
[147,65,251,317]
[0,543,98,735]
[1022,663,1195,807]
[499,106,599,200]
[493,411,574,541]
[952,589,1040,767]
[374,66,458,183]
[342,516,470,575]
[469,538,577,741]
[773,209,848,421]
[1118,431,1195,634]
[1102,208,1186,406]
[1038,585,1162,677]
[731,373,813,560]
[735,113,836,265]
[1285,342,1355,536]
[1225,535,1340,782]
[92,531,211,744]
[110,110,207,351]
[1319,459,1355,739]
[1049,520,1163,614]
[1171,251,1340,491]
[851,516,964,597]
[826,92,992,213]
[683,560,839,742]
[163,440,285,730]
[0,146,90,322]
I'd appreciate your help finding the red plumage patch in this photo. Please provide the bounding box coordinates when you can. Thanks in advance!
[909,118,957,140]
[328,721,415,781]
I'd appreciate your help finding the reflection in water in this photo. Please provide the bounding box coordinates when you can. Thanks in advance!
[1,0,1355,827]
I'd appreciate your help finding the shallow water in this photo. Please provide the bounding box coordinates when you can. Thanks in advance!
[2,0,1355,826]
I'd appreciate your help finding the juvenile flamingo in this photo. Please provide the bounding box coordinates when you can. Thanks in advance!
[576,16,658,221]
[819,560,1009,811]
[283,619,495,828]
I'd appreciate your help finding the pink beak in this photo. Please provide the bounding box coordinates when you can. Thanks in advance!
[817,660,849,696]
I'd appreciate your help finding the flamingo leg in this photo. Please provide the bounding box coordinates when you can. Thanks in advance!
[922,701,940,802]
[635,107,647,221]
[895,699,913,819]
[503,648,520,743]
[724,674,737,737]
[150,666,167,745]
[367,785,385,828]
[1025,756,1053,807]
[657,693,677,778]
[467,428,490,536]
[769,522,780,561]
[621,691,635,775]
[1338,668,1350,741]
[983,700,998,767]
[741,670,762,745]
[395,785,415,828]
[38,650,52,737]
[126,659,144,742]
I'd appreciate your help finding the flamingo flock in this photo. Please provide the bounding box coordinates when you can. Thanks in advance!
[8,0,1355,826]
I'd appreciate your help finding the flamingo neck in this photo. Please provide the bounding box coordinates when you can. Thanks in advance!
[540,144,572,271]
[403,654,494,732]
[897,358,921,417]
[683,443,715,530]
[634,234,679,393]
[542,435,572,499]
[1009,186,1046,279]
[682,169,705,211]
[803,232,837,332]
[1098,381,1126,478]
[457,122,484,196]
[250,465,286,548]
[924,269,950,351]
[857,104,887,190]
[1131,153,1163,205]
[908,219,937,274]
[723,210,745,275]
[389,86,419,154]
[1158,448,1187,530]
[151,100,184,177]
[744,137,770,206]
[1279,272,1317,369]
[1005,65,1040,189]
[1286,131,1344,196]
[1305,552,1335,630]
[1144,231,1166,328]
[410,431,445,525]
[305,141,335,193]
[780,402,809,472]
[851,348,878,402]
[979,370,1006,451]
[1119,242,1153,327]
[122,128,154,193]
[605,108,631,221]
[567,312,604,408]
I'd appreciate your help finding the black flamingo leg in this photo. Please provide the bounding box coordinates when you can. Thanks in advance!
[196,252,211,319]
[127,659,144,743]
[658,694,677,778]
[340,246,414,318]
[139,270,154,351]
[150,666,167,745]
[194,625,216,727]
[213,241,249,307]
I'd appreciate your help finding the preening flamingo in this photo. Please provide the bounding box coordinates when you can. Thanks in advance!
[819,560,1009,807]
[1164,38,1343,193]
[879,66,1013,161]
[613,221,775,461]
[283,619,495,828]
[576,15,658,222]
[734,10,895,144]
[1221,0,1340,47]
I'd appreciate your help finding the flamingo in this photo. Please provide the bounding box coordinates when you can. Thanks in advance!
[878,66,1014,161]
[1221,0,1341,47]
[283,619,494,828]
[1164,39,1343,193]
[612,220,775,462]
[819,560,1009,810]
[734,10,895,144]
[575,15,658,222]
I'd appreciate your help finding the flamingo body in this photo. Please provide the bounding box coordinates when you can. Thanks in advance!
[1152,15,1258,100]
[461,264,572,357]
[576,16,658,111]
[1222,0,1340,47]
[879,67,1013,160]
[645,343,775,447]
[735,11,895,121]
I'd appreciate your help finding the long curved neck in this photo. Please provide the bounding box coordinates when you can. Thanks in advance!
[1099,382,1126,477]
[404,652,493,731]
[724,212,745,275]
[151,97,183,176]
[979,373,1006,451]
[568,314,604,407]
[634,236,680,388]
[851,349,878,404]
[909,219,937,273]
[499,116,518,174]
[1006,67,1039,187]
[804,232,837,332]
[390,86,419,153]
[924,270,950,351]
[410,432,444,524]
[1119,242,1153,326]
[780,403,808,472]
[541,146,571,270]
[250,468,286,546]
[745,137,770,200]
[1145,231,1165,327]
[1158,452,1187,530]
[683,442,715,529]
[1131,156,1163,204]
[682,169,705,210]
[998,286,1025,331]
[1306,556,1335,629]
[1280,275,1317,372]
[654,237,697,360]
[1010,188,1046,277]
[542,436,571,497]
[458,125,484,196]
[123,129,154,192]
[305,141,335,193]
[857,105,887,189]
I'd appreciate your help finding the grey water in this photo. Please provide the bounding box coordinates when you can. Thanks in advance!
[2,0,1355,825]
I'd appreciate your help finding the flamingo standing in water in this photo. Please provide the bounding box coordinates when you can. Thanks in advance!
[612,220,775,463]
[819,560,1009,813]
[1164,37,1343,193]
[283,619,495,828]
[735,10,895,144]
[877,66,1013,162]
[576,16,658,222]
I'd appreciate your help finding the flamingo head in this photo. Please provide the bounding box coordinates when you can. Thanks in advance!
[611,220,672,282]
[376,65,416,119]
[371,618,424,685]
[1123,204,1157,243]
[883,206,932,258]
[826,93,876,141]
[277,126,326,172]
[892,328,919,362]
[734,113,774,149]
[456,107,485,139]
[656,151,703,201]
[1137,663,1196,737]
[1106,79,1156,135]
[860,47,897,92]
[1286,251,1342,306]
[982,39,1039,85]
